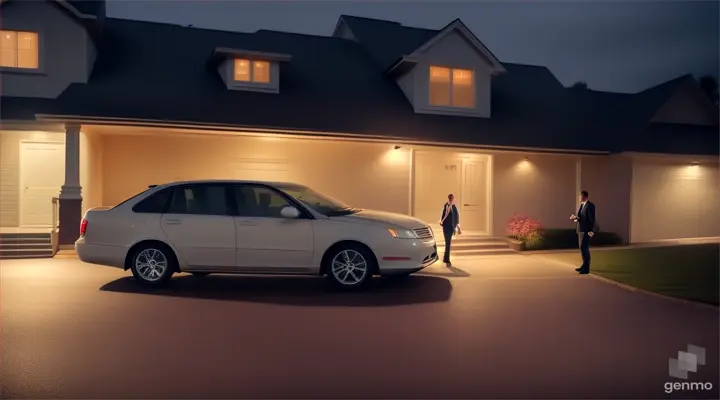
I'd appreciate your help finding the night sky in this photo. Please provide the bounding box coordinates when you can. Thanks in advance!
[107,0,719,93]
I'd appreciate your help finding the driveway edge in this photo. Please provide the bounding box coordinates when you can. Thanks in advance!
[533,255,719,311]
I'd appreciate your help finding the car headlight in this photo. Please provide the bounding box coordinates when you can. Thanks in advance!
[387,227,418,239]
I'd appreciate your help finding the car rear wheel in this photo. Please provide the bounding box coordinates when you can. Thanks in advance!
[130,245,175,286]
[325,244,375,289]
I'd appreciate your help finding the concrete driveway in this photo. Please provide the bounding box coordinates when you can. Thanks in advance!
[1,255,717,399]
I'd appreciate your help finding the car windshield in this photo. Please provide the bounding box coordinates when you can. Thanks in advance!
[276,184,361,216]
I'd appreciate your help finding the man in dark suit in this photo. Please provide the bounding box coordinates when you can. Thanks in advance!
[570,190,596,274]
[439,193,460,266]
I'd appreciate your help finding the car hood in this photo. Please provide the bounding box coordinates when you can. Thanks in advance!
[333,209,427,229]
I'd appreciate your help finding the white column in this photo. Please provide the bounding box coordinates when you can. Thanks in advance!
[59,123,82,200]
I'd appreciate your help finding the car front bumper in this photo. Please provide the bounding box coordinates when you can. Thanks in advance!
[375,238,438,275]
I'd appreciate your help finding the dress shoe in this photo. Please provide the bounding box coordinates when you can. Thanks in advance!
[577,270,590,275]
[575,267,583,271]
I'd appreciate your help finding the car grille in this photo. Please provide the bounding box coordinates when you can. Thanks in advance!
[413,226,433,239]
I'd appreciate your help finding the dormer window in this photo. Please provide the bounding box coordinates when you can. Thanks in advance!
[234,59,271,84]
[0,30,39,69]
[429,66,475,108]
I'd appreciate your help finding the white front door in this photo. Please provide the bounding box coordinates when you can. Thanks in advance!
[461,159,487,232]
[413,152,462,226]
[20,142,65,227]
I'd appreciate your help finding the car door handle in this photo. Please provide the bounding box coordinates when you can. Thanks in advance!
[236,221,257,227]
[164,219,182,225]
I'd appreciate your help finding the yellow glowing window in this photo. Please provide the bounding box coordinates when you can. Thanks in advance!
[234,58,271,83]
[0,30,39,69]
[429,66,475,108]
[253,61,270,83]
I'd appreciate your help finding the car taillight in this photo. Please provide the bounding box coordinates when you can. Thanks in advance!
[80,218,88,236]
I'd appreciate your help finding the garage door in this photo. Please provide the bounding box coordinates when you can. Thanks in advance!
[631,161,719,242]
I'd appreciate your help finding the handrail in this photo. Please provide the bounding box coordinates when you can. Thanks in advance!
[51,197,60,256]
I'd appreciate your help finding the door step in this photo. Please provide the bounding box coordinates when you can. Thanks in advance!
[434,236,515,257]
[0,233,54,259]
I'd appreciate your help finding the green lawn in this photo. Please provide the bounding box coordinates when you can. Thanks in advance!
[543,244,719,306]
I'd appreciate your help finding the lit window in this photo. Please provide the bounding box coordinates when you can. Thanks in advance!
[253,61,270,83]
[234,59,250,81]
[429,66,475,108]
[0,30,39,69]
[234,58,271,83]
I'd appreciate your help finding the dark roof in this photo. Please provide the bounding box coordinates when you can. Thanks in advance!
[0,14,716,155]
[67,0,105,18]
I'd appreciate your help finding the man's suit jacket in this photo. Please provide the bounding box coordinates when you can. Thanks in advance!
[440,203,459,232]
[576,201,597,233]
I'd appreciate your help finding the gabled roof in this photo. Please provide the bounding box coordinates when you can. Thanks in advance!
[387,19,506,75]
[0,0,98,20]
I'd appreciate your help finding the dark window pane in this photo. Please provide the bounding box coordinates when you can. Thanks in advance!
[132,188,171,213]
[167,185,228,216]
[233,185,291,218]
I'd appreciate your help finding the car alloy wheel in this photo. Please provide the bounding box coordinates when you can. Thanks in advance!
[330,249,369,286]
[133,247,171,284]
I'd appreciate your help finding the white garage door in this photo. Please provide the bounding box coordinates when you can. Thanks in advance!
[631,161,720,242]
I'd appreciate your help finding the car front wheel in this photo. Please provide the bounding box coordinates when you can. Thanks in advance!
[130,245,175,286]
[325,244,375,289]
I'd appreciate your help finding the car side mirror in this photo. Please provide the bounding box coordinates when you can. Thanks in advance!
[280,206,301,219]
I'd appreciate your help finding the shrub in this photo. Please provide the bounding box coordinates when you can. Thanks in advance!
[525,228,624,250]
[506,215,542,247]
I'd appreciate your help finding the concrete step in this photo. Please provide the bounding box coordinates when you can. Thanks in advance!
[0,242,53,250]
[436,241,509,251]
[54,249,78,259]
[0,248,54,259]
[438,248,517,261]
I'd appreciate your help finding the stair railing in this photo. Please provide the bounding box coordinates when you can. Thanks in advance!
[51,197,60,255]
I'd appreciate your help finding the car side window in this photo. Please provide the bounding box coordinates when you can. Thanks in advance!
[232,185,292,218]
[132,188,171,213]
[167,185,230,216]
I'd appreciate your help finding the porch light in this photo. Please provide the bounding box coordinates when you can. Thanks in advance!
[394,145,401,150]
[690,162,699,167]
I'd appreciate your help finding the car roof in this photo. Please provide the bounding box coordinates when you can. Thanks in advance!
[151,179,303,189]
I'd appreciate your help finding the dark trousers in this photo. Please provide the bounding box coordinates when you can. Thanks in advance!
[578,232,591,270]
[443,228,454,263]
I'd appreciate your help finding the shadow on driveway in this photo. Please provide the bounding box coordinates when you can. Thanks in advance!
[99,274,452,306]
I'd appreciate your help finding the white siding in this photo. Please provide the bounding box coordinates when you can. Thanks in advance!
[631,159,720,242]
[580,155,633,242]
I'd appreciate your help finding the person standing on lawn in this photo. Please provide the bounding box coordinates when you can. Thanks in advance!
[440,193,461,267]
[570,190,596,274]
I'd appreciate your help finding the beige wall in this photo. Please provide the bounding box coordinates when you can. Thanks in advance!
[492,153,577,236]
[580,155,633,242]
[99,133,411,214]
[0,130,65,227]
[630,158,720,242]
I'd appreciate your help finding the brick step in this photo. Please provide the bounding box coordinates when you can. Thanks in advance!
[0,233,52,240]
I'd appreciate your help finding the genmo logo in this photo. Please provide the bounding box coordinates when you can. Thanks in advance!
[664,381,713,394]
[664,344,712,394]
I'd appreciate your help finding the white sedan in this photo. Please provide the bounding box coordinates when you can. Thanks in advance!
[76,180,438,289]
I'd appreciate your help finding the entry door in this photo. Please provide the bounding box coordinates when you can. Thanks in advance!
[413,152,462,226]
[461,159,487,232]
[20,142,65,227]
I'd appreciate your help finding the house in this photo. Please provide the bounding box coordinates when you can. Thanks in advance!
[1,0,718,258]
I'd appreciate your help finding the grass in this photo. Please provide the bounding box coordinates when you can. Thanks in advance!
[542,243,719,306]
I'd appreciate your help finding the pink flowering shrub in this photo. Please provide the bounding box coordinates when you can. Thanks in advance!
[506,214,542,246]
